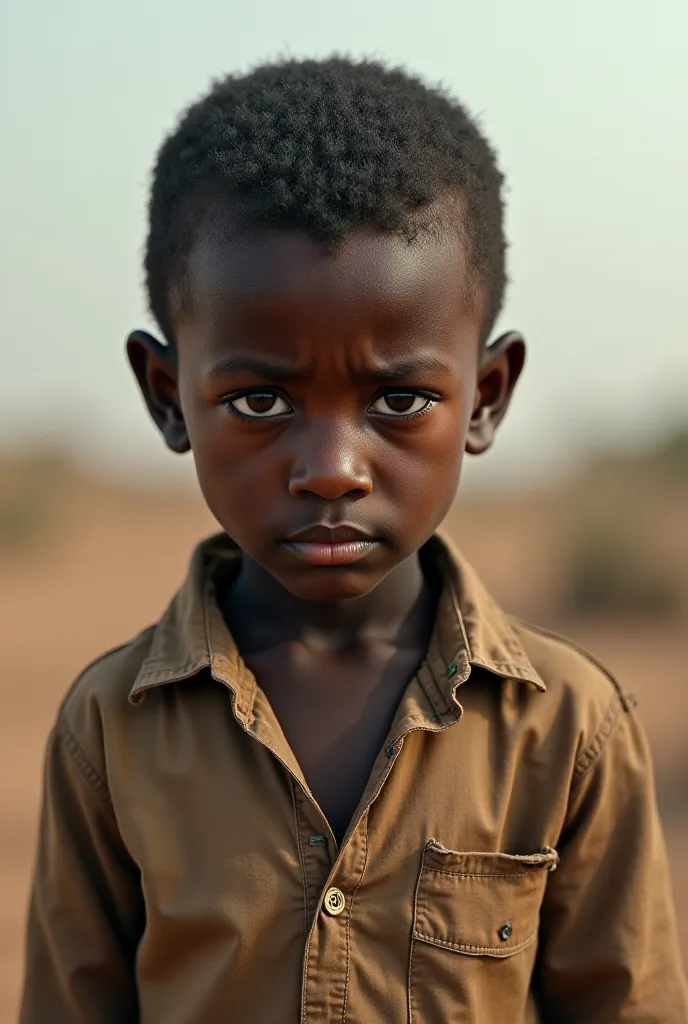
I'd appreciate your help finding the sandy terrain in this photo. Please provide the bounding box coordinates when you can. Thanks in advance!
[1,467,686,1017]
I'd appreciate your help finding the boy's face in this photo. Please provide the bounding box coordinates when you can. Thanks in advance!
[129,215,524,601]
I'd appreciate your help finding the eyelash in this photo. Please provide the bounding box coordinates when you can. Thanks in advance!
[395,394,439,420]
[222,390,291,424]
[222,388,440,423]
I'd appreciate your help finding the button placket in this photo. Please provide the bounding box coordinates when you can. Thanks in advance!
[293,788,333,927]
[301,820,368,1024]
[301,875,349,1023]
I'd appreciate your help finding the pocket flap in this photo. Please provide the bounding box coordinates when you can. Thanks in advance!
[412,840,558,958]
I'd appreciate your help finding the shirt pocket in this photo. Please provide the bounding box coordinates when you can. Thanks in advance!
[409,839,558,1022]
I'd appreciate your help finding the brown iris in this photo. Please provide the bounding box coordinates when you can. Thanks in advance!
[382,393,417,413]
[245,393,278,414]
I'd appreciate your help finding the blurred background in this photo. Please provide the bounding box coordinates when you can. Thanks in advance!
[1,0,687,1014]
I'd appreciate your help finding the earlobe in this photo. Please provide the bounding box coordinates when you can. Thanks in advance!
[465,331,526,456]
[466,406,495,455]
[126,330,190,453]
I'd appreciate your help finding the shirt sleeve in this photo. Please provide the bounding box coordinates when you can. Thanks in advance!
[20,715,142,1023]
[535,695,688,1022]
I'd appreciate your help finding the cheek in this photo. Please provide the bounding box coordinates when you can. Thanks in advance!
[376,407,470,515]
[182,403,281,517]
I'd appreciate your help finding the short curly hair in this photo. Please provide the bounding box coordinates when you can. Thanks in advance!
[145,57,507,345]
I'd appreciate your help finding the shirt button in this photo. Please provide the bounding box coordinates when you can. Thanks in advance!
[323,887,346,916]
[498,922,513,942]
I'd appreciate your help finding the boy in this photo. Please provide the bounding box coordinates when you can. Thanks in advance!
[20,58,687,1022]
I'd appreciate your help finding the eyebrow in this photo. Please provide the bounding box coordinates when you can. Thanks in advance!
[360,356,453,381]
[204,353,453,383]
[204,356,308,382]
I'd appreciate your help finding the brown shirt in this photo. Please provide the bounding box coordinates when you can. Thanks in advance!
[20,533,688,1023]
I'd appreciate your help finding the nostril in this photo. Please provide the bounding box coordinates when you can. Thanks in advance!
[288,476,372,501]
[288,463,373,501]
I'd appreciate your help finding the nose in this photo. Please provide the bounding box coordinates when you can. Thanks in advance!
[288,418,373,500]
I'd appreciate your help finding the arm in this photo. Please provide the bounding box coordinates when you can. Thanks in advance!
[536,696,688,1022]
[20,715,142,1023]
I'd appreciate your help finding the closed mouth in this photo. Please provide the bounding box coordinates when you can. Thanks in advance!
[282,524,380,566]
[284,524,376,544]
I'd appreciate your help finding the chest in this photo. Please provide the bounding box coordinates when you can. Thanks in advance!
[246,645,424,843]
[116,679,566,1024]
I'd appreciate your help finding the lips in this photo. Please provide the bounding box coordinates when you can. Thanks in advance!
[282,524,379,566]
[285,524,375,544]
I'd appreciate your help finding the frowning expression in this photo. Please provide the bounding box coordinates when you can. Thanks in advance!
[129,219,523,600]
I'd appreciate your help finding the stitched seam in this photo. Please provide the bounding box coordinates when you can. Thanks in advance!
[291,782,310,942]
[131,662,208,703]
[446,568,543,687]
[472,656,536,672]
[408,846,427,1024]
[204,577,250,721]
[300,897,317,1024]
[413,930,534,955]
[446,584,541,683]
[421,580,468,716]
[136,655,203,678]
[448,578,472,662]
[573,695,624,782]
[300,939,311,1024]
[423,868,540,879]
[56,716,112,806]
[397,714,442,727]
[342,812,369,1023]
[415,664,450,723]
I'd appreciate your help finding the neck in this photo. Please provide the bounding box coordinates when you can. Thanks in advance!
[221,551,437,656]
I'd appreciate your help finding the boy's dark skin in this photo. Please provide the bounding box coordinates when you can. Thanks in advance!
[128,201,524,843]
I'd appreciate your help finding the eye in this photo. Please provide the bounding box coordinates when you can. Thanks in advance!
[228,391,292,419]
[368,391,438,418]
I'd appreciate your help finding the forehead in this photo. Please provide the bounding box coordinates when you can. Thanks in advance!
[175,220,482,367]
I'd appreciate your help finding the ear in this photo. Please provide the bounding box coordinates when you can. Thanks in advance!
[126,330,190,453]
[465,331,526,456]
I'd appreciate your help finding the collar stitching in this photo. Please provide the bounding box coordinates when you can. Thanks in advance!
[204,576,256,721]
[447,571,544,689]
[418,658,457,720]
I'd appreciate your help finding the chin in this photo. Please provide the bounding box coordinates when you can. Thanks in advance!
[280,569,382,602]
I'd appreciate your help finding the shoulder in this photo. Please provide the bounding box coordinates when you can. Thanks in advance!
[508,619,637,778]
[511,618,631,707]
[61,627,157,718]
[55,627,156,775]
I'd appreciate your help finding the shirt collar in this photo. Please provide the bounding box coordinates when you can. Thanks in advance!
[128,530,545,709]
[420,533,545,708]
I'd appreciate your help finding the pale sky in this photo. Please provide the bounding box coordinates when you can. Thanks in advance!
[1,0,686,486]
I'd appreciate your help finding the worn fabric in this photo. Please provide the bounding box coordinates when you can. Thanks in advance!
[20,532,688,1023]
